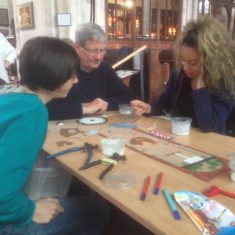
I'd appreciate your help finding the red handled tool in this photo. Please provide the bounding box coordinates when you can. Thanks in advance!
[203,185,235,198]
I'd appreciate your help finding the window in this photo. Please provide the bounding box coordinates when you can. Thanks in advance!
[198,0,235,39]
[0,9,9,26]
[198,0,211,15]
[106,0,181,41]
[57,13,71,26]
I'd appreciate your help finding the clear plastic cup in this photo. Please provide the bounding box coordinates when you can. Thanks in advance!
[118,104,133,115]
[171,117,192,135]
[101,138,126,157]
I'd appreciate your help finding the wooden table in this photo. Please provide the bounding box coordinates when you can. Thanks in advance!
[43,113,235,235]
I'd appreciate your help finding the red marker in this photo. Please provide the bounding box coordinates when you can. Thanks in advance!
[154,172,164,195]
[140,176,151,201]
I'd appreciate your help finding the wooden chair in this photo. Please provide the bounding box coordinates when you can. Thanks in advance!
[227,107,235,137]
[148,48,170,103]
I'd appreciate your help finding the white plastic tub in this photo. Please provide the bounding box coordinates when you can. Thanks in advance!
[24,150,72,200]
[171,117,192,135]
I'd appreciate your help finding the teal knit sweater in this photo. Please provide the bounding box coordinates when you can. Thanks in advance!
[0,87,48,229]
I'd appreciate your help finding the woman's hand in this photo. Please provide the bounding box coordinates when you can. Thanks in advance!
[131,100,151,115]
[33,197,64,224]
[191,68,206,90]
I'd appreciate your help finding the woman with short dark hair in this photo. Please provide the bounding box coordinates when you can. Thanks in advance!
[0,36,109,235]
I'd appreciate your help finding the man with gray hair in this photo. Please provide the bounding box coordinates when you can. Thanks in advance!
[47,22,134,120]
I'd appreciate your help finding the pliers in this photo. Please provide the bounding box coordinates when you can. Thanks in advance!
[79,153,127,180]
[80,143,99,168]
[47,142,98,168]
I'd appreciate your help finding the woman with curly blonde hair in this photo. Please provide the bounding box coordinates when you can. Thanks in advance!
[131,16,235,134]
[175,16,235,98]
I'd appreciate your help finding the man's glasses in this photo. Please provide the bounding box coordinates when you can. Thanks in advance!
[82,46,107,56]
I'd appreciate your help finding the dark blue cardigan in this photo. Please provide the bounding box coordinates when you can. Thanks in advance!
[151,71,234,134]
[47,62,134,120]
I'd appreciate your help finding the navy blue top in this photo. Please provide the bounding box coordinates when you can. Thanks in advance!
[47,61,134,120]
[151,70,234,134]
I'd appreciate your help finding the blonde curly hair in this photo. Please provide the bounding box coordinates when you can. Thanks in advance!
[175,16,235,98]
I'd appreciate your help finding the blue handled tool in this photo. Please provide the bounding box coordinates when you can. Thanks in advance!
[46,142,98,165]
[111,122,137,128]
[47,146,82,159]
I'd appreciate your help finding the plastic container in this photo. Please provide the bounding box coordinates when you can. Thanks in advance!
[24,150,72,200]
[101,138,126,157]
[171,117,192,135]
[118,104,133,115]
[228,152,235,182]
[102,172,136,189]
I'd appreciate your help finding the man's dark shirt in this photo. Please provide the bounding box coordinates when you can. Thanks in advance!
[47,61,134,120]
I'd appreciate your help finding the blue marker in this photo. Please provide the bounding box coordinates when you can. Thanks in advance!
[163,188,181,220]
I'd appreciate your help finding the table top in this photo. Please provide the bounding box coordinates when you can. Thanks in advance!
[43,113,235,235]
